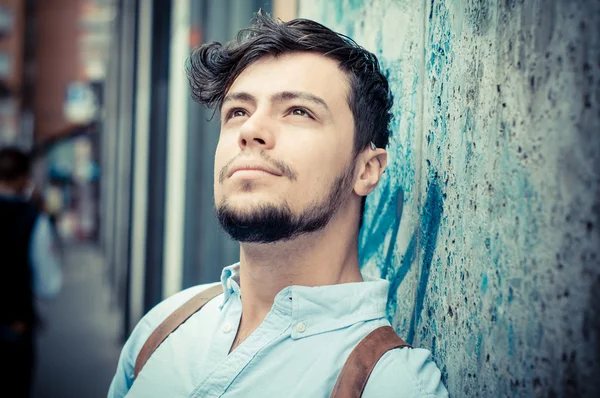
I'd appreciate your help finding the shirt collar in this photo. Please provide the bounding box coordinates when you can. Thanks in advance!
[220,263,241,306]
[219,263,389,339]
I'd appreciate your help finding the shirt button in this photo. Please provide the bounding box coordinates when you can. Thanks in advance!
[296,322,306,333]
[222,323,233,333]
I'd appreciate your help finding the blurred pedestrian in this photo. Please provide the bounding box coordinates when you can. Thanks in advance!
[0,147,63,397]
[42,183,65,255]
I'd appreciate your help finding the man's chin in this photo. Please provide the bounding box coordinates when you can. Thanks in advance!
[221,207,262,222]
[217,195,281,212]
[216,200,298,243]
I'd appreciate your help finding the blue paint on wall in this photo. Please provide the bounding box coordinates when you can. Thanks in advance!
[300,0,600,395]
[481,274,488,294]
[407,177,443,344]
[363,173,443,337]
[358,181,403,270]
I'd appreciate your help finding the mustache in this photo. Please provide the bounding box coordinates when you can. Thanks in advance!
[219,151,298,183]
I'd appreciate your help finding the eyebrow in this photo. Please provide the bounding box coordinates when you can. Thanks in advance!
[222,90,332,116]
[271,91,332,116]
[222,92,257,106]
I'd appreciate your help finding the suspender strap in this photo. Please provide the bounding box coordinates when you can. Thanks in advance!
[330,326,411,398]
[134,286,410,398]
[134,284,224,379]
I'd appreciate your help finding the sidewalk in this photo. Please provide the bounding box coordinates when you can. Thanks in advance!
[33,243,123,398]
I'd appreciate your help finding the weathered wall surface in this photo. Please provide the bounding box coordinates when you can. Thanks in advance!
[298,0,600,396]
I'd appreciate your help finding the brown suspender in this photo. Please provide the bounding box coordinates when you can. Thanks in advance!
[330,326,411,397]
[133,286,412,397]
[133,284,224,378]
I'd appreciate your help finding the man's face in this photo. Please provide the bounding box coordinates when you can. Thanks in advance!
[214,52,357,243]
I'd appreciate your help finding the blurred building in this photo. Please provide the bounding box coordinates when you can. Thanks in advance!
[0,0,297,340]
[0,0,108,242]
[102,0,299,338]
[0,0,28,148]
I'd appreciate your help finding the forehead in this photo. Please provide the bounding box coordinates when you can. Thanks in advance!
[226,52,351,108]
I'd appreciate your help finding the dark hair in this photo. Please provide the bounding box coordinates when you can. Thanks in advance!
[186,10,394,155]
[0,147,31,182]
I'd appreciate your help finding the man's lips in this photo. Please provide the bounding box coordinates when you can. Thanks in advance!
[227,163,283,178]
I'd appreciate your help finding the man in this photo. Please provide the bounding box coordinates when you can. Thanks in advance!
[109,12,447,397]
[0,147,63,396]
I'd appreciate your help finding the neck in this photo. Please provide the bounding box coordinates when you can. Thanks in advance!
[235,203,363,331]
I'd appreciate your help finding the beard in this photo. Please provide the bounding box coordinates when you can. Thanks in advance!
[216,161,356,243]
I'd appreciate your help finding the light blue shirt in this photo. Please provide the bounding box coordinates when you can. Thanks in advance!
[108,263,447,397]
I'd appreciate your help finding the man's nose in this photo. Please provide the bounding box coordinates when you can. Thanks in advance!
[237,112,275,150]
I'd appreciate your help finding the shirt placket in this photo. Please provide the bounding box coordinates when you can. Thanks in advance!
[189,291,292,398]
[201,293,243,375]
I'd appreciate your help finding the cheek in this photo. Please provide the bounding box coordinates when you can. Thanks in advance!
[213,141,230,200]
[300,139,347,178]
[214,136,235,175]
[213,145,224,179]
[286,144,340,193]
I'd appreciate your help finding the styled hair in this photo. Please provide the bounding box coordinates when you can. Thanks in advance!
[186,10,393,155]
[0,147,31,182]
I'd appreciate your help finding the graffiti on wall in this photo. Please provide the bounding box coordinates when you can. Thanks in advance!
[360,173,444,345]
[303,0,600,395]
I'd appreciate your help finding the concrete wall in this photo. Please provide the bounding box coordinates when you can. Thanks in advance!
[298,0,600,396]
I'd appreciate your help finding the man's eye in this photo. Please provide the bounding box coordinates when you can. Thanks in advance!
[290,108,311,118]
[231,109,247,118]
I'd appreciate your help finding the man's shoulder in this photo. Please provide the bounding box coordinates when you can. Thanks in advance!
[139,282,221,336]
[363,345,448,398]
[108,282,222,396]
[125,282,222,361]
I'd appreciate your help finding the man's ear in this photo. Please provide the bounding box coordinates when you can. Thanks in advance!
[354,147,387,197]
